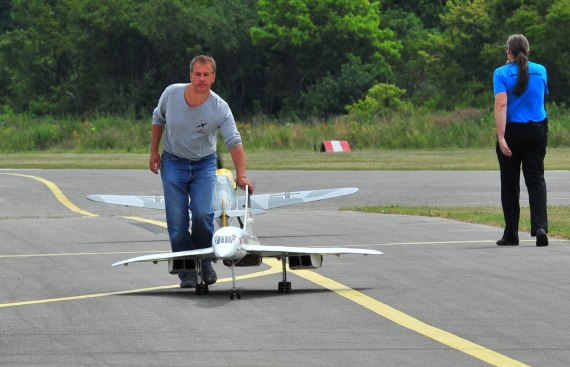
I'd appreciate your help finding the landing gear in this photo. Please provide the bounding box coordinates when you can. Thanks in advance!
[228,260,241,300]
[278,257,292,294]
[195,260,209,296]
[230,289,241,300]
[278,281,291,293]
[196,284,209,295]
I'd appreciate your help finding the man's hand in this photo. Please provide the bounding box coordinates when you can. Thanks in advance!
[149,152,161,174]
[237,176,254,194]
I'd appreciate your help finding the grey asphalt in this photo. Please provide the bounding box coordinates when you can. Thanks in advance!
[1,169,569,367]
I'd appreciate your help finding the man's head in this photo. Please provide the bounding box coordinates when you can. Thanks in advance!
[189,55,216,92]
[190,55,216,74]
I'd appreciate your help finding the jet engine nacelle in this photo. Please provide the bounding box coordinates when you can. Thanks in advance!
[288,254,323,269]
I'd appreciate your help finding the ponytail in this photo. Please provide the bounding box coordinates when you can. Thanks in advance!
[514,53,529,96]
[506,34,530,96]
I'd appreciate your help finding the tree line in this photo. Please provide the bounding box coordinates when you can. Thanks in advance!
[1,0,569,120]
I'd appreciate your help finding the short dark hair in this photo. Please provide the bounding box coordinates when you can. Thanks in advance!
[190,55,216,74]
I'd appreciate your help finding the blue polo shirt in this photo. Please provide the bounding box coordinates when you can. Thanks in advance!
[493,61,548,123]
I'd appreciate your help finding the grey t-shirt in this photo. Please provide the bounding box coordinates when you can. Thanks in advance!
[152,83,242,160]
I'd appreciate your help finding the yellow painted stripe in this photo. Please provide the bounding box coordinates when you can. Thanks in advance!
[2,173,98,217]
[0,251,168,259]
[287,262,531,367]
[123,216,167,228]
[0,285,179,308]
[0,261,282,308]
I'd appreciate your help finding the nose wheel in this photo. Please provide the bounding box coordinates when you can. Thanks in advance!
[228,260,242,300]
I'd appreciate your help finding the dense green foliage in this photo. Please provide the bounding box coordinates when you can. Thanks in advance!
[2,0,570,121]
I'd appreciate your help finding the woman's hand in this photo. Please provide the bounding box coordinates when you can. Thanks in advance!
[497,137,512,157]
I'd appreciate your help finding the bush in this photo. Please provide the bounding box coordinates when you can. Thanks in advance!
[345,83,412,120]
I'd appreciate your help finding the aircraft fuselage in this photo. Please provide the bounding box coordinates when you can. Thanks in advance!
[212,225,260,260]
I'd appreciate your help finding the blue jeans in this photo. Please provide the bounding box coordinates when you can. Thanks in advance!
[160,151,216,266]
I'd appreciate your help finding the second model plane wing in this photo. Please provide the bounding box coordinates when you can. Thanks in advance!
[242,187,359,210]
[88,188,359,212]
[87,194,166,210]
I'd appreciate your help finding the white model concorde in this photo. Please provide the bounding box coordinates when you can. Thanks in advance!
[110,185,382,300]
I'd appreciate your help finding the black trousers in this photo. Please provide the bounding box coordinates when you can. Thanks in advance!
[496,123,548,242]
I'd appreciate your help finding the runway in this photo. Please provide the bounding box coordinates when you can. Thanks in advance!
[1,169,569,366]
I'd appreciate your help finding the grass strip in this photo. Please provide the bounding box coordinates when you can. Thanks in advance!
[343,205,570,240]
[1,148,570,170]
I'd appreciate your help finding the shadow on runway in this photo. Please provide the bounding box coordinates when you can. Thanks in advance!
[114,286,375,303]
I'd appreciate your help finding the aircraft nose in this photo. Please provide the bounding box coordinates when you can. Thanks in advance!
[213,227,242,259]
[214,243,232,258]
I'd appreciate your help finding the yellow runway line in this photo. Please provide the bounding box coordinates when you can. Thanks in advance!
[0,251,168,259]
[0,261,282,309]
[2,173,98,217]
[288,262,531,367]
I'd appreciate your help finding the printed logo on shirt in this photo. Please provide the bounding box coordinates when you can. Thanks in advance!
[509,72,543,78]
[195,120,208,134]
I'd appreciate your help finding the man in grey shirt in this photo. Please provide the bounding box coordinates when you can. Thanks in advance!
[149,55,254,288]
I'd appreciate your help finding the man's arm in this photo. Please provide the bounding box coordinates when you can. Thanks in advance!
[149,124,164,174]
[229,144,254,193]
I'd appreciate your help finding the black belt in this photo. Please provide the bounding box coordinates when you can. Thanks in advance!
[162,151,216,162]
[507,118,548,132]
[507,118,546,125]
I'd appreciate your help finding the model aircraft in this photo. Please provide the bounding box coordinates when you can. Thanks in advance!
[87,168,359,228]
[111,186,383,300]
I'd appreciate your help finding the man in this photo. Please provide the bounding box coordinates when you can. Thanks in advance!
[149,55,254,287]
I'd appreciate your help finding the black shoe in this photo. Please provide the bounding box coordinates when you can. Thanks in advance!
[179,270,197,288]
[536,229,549,247]
[201,263,217,285]
[496,238,519,246]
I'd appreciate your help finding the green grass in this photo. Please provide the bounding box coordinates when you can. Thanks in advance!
[2,106,570,154]
[0,153,149,169]
[343,205,570,240]
[2,147,570,170]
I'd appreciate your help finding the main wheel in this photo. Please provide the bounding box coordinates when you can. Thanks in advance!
[278,281,291,294]
[230,289,241,300]
[196,284,209,295]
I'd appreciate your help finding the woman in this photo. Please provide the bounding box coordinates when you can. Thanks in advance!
[493,34,549,247]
